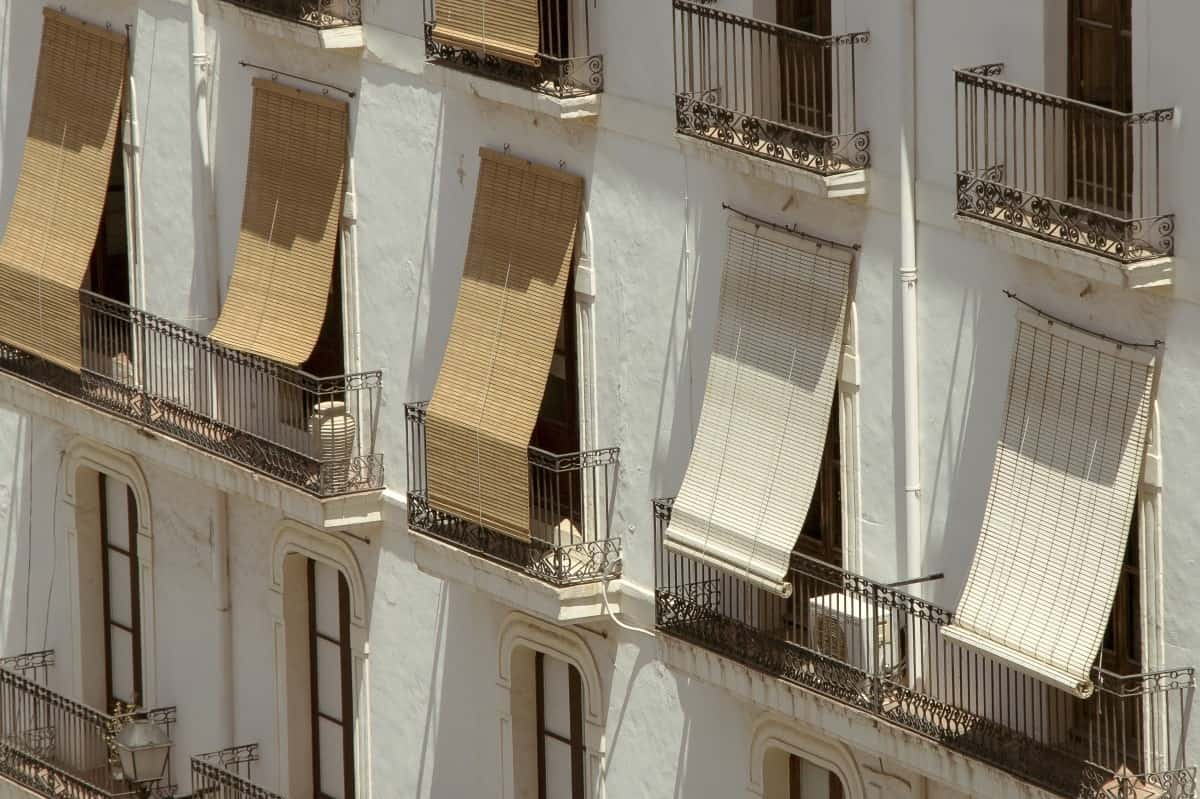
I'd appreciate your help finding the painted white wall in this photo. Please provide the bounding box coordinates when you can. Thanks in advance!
[0,0,1197,794]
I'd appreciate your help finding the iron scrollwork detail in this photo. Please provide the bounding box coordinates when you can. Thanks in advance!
[676,92,870,176]
[956,171,1175,262]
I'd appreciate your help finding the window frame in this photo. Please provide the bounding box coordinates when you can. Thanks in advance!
[98,473,142,711]
[307,559,355,799]
[534,651,586,799]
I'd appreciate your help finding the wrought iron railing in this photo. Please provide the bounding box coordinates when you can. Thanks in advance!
[219,0,361,27]
[955,64,1175,263]
[653,499,1196,799]
[422,0,604,98]
[673,0,869,175]
[0,654,177,799]
[0,290,383,497]
[405,402,620,586]
[191,744,280,799]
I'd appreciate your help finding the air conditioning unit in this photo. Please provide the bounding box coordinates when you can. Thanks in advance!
[807,591,903,675]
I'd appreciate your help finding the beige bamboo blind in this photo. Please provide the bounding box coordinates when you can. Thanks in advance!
[665,218,853,595]
[431,0,543,66]
[944,312,1155,698]
[0,9,127,372]
[426,148,583,541]
[209,80,347,367]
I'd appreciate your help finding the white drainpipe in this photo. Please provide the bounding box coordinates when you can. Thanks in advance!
[190,0,234,746]
[899,0,923,590]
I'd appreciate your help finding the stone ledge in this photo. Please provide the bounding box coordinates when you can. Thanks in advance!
[659,633,1064,799]
[214,1,364,50]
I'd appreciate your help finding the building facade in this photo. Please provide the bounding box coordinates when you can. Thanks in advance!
[0,0,1194,798]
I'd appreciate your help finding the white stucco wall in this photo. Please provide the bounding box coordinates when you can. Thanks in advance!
[0,0,1196,796]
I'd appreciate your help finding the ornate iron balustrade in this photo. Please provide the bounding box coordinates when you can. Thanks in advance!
[0,654,178,799]
[653,499,1196,799]
[0,291,383,497]
[191,744,280,799]
[218,0,361,27]
[673,0,869,175]
[955,64,1175,263]
[406,402,620,586]
[421,1,603,98]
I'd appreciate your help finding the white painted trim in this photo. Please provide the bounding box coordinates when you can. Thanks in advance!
[60,438,157,709]
[839,300,863,574]
[496,613,606,799]
[746,716,867,799]
[269,520,371,799]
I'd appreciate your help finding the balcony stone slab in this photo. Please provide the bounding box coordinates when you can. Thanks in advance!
[411,529,635,624]
[215,1,364,50]
[675,132,868,199]
[0,371,383,531]
[433,61,601,122]
[957,214,1174,290]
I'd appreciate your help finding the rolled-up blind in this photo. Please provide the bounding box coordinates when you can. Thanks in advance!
[943,312,1155,698]
[431,0,542,66]
[209,80,347,367]
[0,9,127,372]
[665,218,853,595]
[426,148,583,541]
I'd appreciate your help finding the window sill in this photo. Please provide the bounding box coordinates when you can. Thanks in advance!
[432,60,601,122]
[410,530,630,623]
[956,214,1174,290]
[675,132,868,199]
[215,1,364,50]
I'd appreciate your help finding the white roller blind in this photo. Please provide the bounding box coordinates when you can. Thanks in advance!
[943,312,1155,698]
[665,218,853,595]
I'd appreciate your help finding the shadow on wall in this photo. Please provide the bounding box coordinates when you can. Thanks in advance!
[0,415,32,655]
[923,288,1014,609]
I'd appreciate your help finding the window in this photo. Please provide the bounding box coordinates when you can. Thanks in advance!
[98,473,142,710]
[763,748,845,799]
[538,0,570,59]
[795,397,842,568]
[308,560,354,799]
[535,652,585,799]
[85,141,131,305]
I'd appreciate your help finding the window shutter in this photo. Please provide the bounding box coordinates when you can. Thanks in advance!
[425,148,583,541]
[0,10,127,372]
[943,313,1155,697]
[431,0,543,66]
[665,218,853,595]
[209,80,347,367]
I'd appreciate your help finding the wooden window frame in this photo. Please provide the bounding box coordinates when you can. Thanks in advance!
[98,473,142,711]
[308,560,355,799]
[795,395,842,568]
[534,652,586,799]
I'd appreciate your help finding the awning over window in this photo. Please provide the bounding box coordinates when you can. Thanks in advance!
[431,0,542,66]
[665,218,853,596]
[943,312,1156,698]
[425,149,583,541]
[0,10,127,372]
[209,80,347,367]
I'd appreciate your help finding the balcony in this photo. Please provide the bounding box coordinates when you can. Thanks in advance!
[672,0,869,181]
[422,1,604,100]
[0,291,383,498]
[955,64,1175,266]
[0,651,178,799]
[218,0,361,27]
[654,499,1197,799]
[191,744,280,799]
[405,402,620,588]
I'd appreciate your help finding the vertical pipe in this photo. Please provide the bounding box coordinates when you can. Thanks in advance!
[189,0,218,322]
[898,0,923,590]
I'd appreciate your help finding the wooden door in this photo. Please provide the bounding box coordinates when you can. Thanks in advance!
[777,0,832,132]
[1068,0,1132,213]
